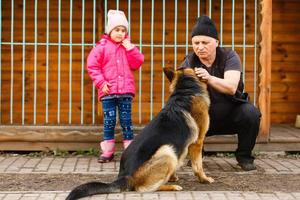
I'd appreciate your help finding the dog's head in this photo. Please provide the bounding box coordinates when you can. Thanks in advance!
[163,67,207,93]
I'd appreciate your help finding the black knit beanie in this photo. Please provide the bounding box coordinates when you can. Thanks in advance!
[191,16,218,40]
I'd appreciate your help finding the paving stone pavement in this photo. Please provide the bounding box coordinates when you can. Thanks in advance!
[0,155,299,200]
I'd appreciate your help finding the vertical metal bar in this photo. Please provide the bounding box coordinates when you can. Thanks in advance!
[21,0,26,125]
[220,0,223,47]
[34,0,37,124]
[174,0,177,68]
[92,0,96,124]
[10,0,14,124]
[253,0,258,105]
[197,0,200,17]
[242,0,246,84]
[103,0,107,121]
[80,0,85,124]
[116,0,119,10]
[0,0,2,123]
[161,0,165,108]
[138,0,143,124]
[69,0,73,124]
[209,0,212,18]
[128,0,131,36]
[231,0,235,50]
[185,0,188,55]
[45,0,50,123]
[150,0,154,120]
[104,0,107,29]
[57,0,61,124]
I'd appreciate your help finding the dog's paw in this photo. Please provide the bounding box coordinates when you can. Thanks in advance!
[173,185,183,191]
[206,176,214,183]
[199,176,214,184]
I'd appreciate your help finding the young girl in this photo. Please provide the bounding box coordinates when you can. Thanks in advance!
[87,10,144,163]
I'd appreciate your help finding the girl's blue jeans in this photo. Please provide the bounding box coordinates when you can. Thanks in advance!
[101,95,133,140]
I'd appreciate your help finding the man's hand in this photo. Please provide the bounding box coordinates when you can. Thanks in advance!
[122,39,135,50]
[195,67,211,82]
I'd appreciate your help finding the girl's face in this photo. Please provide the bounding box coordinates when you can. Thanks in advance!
[110,26,127,43]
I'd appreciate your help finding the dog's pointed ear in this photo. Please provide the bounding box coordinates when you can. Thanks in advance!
[163,67,175,82]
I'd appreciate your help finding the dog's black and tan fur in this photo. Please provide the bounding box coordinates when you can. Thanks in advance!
[66,67,214,200]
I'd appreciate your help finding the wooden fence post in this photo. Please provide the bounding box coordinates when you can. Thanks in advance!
[258,0,272,142]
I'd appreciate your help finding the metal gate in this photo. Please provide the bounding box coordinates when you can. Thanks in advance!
[0,0,259,126]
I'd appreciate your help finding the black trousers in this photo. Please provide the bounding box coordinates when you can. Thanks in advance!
[206,102,261,163]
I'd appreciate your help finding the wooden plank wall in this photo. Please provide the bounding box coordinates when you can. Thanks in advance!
[1,0,101,125]
[271,0,300,124]
[1,0,267,125]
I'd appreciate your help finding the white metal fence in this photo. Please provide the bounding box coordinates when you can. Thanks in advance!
[0,0,259,125]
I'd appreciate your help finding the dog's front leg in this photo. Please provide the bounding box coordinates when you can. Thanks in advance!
[188,143,214,183]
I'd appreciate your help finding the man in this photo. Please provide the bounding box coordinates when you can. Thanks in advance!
[180,16,261,171]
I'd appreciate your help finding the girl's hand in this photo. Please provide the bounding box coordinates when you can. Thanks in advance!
[102,83,111,95]
[122,39,135,50]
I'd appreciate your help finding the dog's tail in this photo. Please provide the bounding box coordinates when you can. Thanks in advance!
[65,176,129,200]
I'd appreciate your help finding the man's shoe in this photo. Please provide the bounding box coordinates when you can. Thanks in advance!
[238,162,257,171]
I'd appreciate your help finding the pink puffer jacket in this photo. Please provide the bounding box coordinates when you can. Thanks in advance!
[87,34,144,99]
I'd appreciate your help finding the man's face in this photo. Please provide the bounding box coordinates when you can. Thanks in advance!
[191,35,219,59]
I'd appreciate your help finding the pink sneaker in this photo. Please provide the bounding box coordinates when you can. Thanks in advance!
[98,139,115,163]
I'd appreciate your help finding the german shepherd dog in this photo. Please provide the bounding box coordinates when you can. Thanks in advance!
[66,67,214,200]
